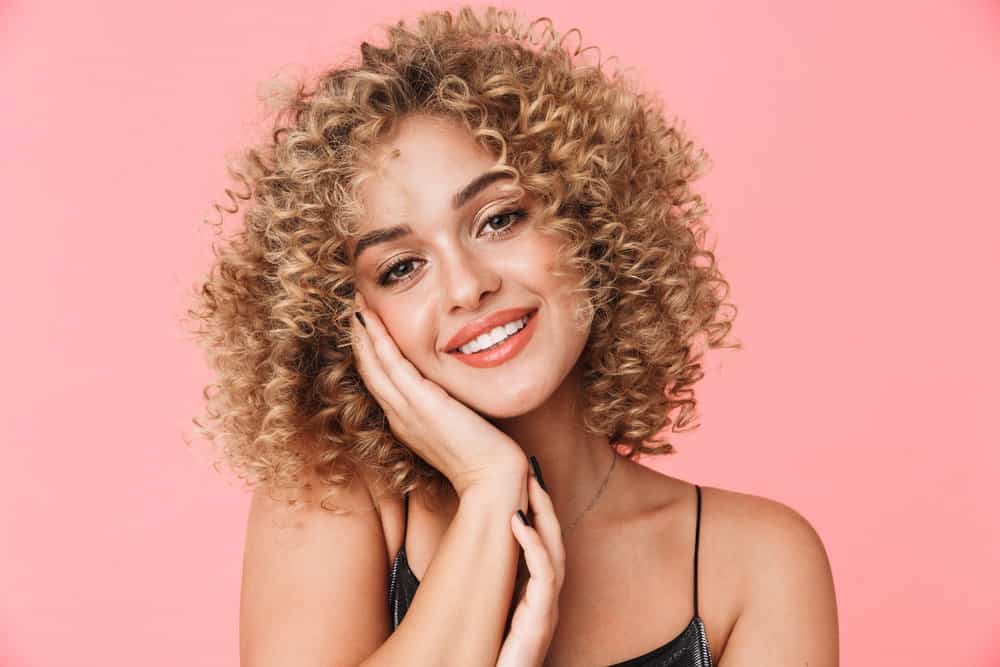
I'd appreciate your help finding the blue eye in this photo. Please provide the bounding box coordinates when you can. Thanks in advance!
[375,208,529,287]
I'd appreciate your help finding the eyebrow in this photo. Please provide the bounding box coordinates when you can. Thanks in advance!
[351,170,513,262]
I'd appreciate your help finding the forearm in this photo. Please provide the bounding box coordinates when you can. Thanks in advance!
[361,465,528,667]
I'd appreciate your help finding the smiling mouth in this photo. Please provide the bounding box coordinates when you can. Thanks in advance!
[446,308,539,369]
[448,308,538,356]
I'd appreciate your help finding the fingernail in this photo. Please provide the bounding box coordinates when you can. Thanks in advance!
[355,311,366,328]
[517,509,529,526]
[529,456,548,492]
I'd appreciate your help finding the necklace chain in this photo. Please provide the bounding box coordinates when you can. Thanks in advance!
[562,449,618,535]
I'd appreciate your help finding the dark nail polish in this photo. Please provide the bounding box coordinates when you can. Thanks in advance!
[529,456,548,492]
[355,311,366,327]
[517,509,530,526]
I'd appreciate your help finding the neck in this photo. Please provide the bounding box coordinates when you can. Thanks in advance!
[490,362,618,531]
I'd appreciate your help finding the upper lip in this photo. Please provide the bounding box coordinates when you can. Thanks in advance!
[444,307,537,352]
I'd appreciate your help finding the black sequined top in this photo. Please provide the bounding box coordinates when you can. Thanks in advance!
[387,484,713,666]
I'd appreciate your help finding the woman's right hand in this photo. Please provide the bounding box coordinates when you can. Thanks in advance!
[351,292,528,495]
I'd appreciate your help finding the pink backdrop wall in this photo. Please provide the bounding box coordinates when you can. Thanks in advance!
[3,1,998,665]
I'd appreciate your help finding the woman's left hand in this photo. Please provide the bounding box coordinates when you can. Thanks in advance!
[496,471,566,667]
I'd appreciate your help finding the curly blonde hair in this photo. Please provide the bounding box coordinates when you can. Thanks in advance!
[185,5,740,511]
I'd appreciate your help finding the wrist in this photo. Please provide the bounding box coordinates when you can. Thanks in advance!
[454,457,530,503]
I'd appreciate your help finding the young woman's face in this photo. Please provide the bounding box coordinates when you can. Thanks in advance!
[349,114,592,418]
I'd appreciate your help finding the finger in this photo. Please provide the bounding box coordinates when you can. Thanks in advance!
[510,512,557,603]
[526,473,566,583]
[351,299,406,410]
[354,295,429,402]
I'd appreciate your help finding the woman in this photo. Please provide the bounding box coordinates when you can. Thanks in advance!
[189,6,839,665]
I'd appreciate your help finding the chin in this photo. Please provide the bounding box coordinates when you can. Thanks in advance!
[456,382,554,420]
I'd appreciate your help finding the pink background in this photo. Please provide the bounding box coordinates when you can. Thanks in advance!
[3,1,998,665]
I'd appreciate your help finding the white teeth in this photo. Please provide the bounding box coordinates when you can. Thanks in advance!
[457,315,529,355]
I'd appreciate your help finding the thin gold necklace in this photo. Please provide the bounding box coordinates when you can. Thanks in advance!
[562,449,618,535]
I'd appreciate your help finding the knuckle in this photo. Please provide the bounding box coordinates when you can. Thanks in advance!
[537,567,556,587]
[420,378,447,397]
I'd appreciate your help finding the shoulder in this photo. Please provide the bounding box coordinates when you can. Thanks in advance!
[699,485,834,598]
[243,466,390,572]
[703,485,831,563]
[248,464,379,518]
[622,465,831,574]
[702,485,839,663]
[241,466,395,664]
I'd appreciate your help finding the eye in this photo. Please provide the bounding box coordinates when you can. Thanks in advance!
[479,208,528,239]
[377,255,424,286]
[374,208,529,288]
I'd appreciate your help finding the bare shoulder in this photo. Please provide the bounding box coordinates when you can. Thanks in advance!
[700,484,832,561]
[699,484,840,665]
[241,467,392,666]
[622,463,830,568]
[622,463,837,663]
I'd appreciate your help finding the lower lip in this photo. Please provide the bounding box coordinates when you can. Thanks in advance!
[448,310,539,368]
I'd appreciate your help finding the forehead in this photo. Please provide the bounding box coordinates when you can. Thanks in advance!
[353,115,500,226]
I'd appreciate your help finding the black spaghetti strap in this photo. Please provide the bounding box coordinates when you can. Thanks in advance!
[693,484,703,619]
[403,491,410,535]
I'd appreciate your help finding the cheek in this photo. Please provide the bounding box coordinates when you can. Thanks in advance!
[526,237,582,304]
[502,232,565,287]
[505,237,591,337]
[532,237,593,331]
[376,300,437,362]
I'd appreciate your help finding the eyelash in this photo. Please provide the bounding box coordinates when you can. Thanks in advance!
[376,208,529,286]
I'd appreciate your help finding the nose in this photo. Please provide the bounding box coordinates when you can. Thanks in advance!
[439,243,501,313]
